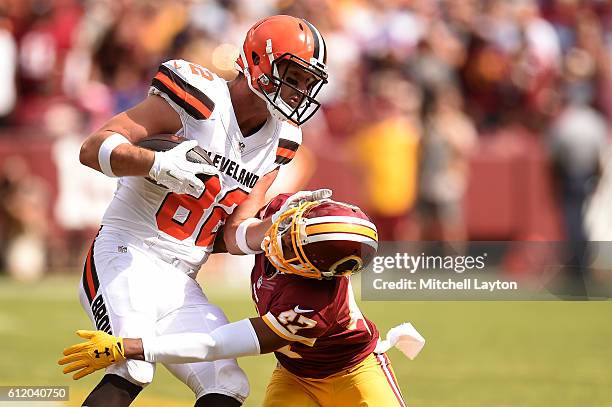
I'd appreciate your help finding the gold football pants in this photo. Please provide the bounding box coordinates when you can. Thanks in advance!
[262,353,406,406]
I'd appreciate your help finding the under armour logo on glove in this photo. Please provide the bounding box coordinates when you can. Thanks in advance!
[93,348,111,358]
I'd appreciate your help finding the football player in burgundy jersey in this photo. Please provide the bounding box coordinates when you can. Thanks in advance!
[60,195,425,406]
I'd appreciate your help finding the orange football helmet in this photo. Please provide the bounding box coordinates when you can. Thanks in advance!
[262,199,378,279]
[235,15,328,125]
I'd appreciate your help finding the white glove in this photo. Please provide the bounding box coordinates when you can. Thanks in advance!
[148,140,219,196]
[271,189,332,223]
[374,322,425,360]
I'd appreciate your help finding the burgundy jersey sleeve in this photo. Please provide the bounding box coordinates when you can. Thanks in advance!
[261,278,339,347]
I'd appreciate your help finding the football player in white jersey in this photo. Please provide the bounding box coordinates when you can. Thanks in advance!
[72,15,329,407]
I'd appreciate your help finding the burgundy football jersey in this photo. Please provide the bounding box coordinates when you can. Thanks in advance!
[250,194,379,378]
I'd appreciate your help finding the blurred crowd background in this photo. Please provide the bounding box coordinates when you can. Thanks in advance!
[0,0,611,281]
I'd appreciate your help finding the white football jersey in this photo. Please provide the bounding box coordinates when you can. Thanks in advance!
[101,59,302,269]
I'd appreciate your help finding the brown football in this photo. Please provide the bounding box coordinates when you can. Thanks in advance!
[136,134,215,185]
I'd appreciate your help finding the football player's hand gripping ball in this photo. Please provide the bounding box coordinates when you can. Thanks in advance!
[58,330,126,380]
[149,140,219,196]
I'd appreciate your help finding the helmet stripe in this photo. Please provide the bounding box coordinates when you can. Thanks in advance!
[306,223,378,240]
[320,32,327,64]
[302,19,324,65]
[305,216,377,230]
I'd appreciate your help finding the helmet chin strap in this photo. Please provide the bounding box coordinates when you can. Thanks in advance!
[238,47,270,105]
[263,38,291,122]
[266,100,289,122]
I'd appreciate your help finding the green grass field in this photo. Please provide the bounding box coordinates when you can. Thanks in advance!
[0,275,611,407]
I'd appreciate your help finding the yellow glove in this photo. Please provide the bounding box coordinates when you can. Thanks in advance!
[58,330,125,380]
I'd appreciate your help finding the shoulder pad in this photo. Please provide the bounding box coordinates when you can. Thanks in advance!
[150,60,219,120]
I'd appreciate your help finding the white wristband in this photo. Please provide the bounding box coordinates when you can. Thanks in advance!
[236,218,263,254]
[98,133,130,177]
